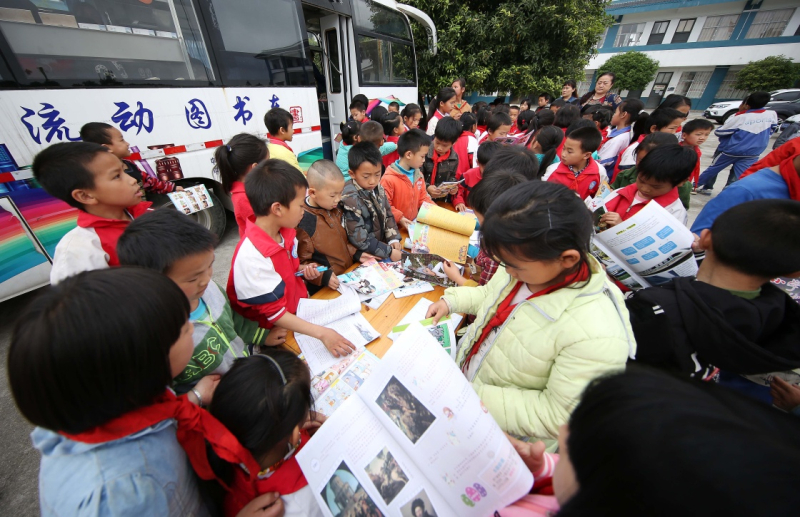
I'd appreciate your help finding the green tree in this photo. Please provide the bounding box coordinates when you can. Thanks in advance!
[597,51,659,93]
[734,55,797,92]
[404,0,611,98]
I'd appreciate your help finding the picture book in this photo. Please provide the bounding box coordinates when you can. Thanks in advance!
[295,287,381,374]
[310,350,381,417]
[296,324,533,517]
[402,252,461,288]
[411,203,477,263]
[338,261,406,302]
[387,298,462,342]
[167,184,213,214]
[391,317,457,360]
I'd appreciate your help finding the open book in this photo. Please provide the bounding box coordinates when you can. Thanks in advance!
[310,350,381,417]
[591,201,698,290]
[338,261,406,302]
[411,203,477,264]
[167,184,213,214]
[402,252,461,288]
[296,324,533,517]
[296,287,381,374]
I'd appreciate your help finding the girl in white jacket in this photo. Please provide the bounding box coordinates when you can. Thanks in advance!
[427,180,635,441]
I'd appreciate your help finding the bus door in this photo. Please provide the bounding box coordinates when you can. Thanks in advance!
[319,14,348,155]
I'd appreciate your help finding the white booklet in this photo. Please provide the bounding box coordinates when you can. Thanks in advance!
[167,184,213,214]
[296,325,533,517]
[591,201,698,290]
[296,287,380,374]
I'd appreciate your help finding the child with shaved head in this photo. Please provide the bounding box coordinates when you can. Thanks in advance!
[297,159,369,293]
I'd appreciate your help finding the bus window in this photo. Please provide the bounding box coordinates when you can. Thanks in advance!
[0,0,213,86]
[352,0,415,86]
[198,0,314,87]
[352,0,410,40]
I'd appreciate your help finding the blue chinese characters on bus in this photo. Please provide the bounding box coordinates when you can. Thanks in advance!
[233,96,252,126]
[186,99,212,129]
[112,101,154,135]
[270,95,280,109]
[20,104,81,144]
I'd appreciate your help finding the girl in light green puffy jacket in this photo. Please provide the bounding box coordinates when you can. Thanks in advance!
[427,180,635,441]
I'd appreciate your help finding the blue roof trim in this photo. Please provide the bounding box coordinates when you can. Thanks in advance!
[598,35,800,52]
[608,0,741,14]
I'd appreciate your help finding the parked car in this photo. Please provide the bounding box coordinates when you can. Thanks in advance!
[704,90,800,124]
[767,99,800,126]
[768,89,800,105]
[704,101,742,123]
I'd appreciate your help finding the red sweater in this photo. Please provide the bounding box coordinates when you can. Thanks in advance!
[546,159,602,199]
[382,135,400,168]
[604,183,680,221]
[682,143,702,185]
[555,127,568,159]
[741,138,800,179]
[453,166,482,207]
[230,180,254,240]
[452,131,476,177]
[78,201,151,266]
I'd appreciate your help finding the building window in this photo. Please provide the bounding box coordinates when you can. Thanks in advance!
[698,14,740,41]
[745,8,794,39]
[647,20,670,44]
[577,72,594,97]
[674,71,712,98]
[671,18,695,43]
[597,27,608,48]
[716,70,748,99]
[614,22,645,47]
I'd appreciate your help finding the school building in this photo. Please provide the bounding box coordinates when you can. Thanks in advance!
[582,0,800,110]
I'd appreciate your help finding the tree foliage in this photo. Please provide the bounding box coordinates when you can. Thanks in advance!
[597,51,659,92]
[734,55,797,92]
[404,0,612,98]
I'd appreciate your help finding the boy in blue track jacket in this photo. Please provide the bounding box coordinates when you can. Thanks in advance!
[697,91,777,194]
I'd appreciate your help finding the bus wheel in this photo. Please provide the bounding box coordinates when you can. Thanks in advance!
[151,189,227,240]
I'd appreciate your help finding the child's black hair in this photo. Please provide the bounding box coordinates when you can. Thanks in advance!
[468,170,528,215]
[79,122,115,145]
[388,101,400,110]
[710,199,800,278]
[476,140,502,166]
[483,146,540,181]
[481,181,593,279]
[360,120,385,147]
[348,141,382,172]
[550,98,566,109]
[210,350,312,468]
[117,209,217,273]
[632,107,687,143]
[745,91,771,110]
[340,120,361,145]
[397,128,430,157]
[401,103,421,122]
[535,109,555,127]
[538,92,553,104]
[658,94,692,111]
[476,107,491,128]
[586,105,613,130]
[565,118,597,137]
[245,159,308,216]
[264,107,294,136]
[472,101,487,114]
[214,133,268,194]
[517,110,537,134]
[349,100,366,113]
[637,144,696,186]
[509,105,520,113]
[637,132,678,157]
[531,125,564,172]
[352,94,369,107]
[427,86,457,121]
[370,105,388,123]
[434,117,462,144]
[566,126,602,154]
[558,367,800,516]
[554,104,581,129]
[682,118,715,135]
[460,112,477,132]
[487,112,512,133]
[616,98,644,128]
[8,267,188,434]
[382,111,402,136]
[32,141,111,209]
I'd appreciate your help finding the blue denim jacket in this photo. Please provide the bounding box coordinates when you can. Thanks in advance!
[33,420,210,517]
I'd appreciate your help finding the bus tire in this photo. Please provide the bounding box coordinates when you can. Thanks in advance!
[150,189,227,241]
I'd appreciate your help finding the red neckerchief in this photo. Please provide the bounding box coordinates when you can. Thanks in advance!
[268,137,293,151]
[76,202,151,266]
[606,183,679,220]
[477,125,487,133]
[429,149,452,186]
[224,429,311,517]
[432,110,445,121]
[62,390,262,490]
[462,261,590,373]
[778,154,800,201]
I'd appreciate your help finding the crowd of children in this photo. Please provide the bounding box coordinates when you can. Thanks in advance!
[11,85,800,516]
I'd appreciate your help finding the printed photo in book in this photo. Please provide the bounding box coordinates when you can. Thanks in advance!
[296,325,533,517]
[402,252,461,288]
[411,203,477,263]
[311,351,381,417]
[167,184,213,214]
[338,261,405,302]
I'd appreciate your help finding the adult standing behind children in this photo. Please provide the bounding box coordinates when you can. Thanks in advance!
[265,107,302,171]
[381,129,432,230]
[426,182,634,441]
[214,134,269,238]
[451,78,471,118]
[696,91,777,195]
[579,72,622,111]
[32,142,150,284]
[559,80,581,106]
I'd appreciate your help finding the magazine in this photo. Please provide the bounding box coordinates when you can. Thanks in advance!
[338,261,406,302]
[591,201,698,290]
[295,287,381,374]
[167,184,213,214]
[387,298,462,341]
[296,324,533,517]
[411,203,477,263]
[402,252,462,288]
[310,350,382,417]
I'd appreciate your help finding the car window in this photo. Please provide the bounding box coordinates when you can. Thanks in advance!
[772,91,800,102]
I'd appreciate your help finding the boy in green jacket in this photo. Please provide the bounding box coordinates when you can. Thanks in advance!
[117,209,285,397]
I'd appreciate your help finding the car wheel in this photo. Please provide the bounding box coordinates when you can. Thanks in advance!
[149,189,227,240]
[721,110,737,123]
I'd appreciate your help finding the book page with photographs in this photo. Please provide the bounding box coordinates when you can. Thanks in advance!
[417,202,476,236]
[297,325,533,517]
[402,252,461,288]
[167,184,213,214]
[338,262,406,302]
[592,201,697,290]
[311,350,381,417]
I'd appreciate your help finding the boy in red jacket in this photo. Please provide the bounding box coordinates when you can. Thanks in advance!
[227,159,355,358]
[453,141,502,211]
[31,141,151,285]
[544,127,604,199]
[381,129,431,230]
[601,144,696,227]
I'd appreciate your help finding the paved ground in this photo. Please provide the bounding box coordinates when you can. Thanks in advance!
[0,111,772,513]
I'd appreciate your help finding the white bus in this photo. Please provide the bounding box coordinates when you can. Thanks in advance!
[0,0,436,301]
